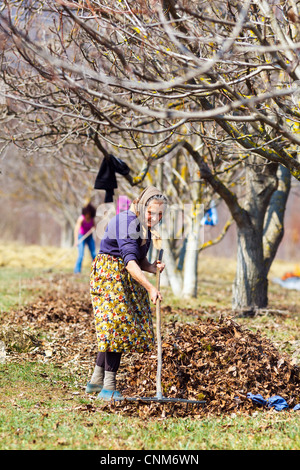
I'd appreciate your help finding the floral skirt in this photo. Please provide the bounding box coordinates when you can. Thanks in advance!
[90,253,155,353]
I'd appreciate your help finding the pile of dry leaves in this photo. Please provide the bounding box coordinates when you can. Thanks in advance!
[119,317,300,417]
[2,274,300,417]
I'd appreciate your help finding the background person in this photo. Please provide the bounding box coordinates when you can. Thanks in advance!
[74,203,97,274]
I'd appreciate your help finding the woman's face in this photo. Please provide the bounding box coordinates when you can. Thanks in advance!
[145,201,164,228]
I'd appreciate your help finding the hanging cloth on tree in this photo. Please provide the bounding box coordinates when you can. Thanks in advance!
[94,155,130,202]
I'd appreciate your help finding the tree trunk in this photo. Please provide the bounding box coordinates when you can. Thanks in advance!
[263,165,291,273]
[232,160,290,313]
[182,213,201,298]
[161,226,182,295]
[60,219,73,248]
[233,226,268,312]
[182,239,198,297]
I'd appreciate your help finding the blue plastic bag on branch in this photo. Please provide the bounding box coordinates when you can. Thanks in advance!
[201,201,218,226]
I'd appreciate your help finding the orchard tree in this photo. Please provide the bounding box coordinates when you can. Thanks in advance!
[1,0,300,311]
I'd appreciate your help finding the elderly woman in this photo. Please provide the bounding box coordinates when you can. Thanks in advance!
[86,186,167,400]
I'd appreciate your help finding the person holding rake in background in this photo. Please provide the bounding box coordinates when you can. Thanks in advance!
[74,203,97,274]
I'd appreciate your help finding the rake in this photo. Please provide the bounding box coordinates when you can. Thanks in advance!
[125,249,206,410]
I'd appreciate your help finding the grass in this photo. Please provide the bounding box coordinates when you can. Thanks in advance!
[0,267,47,313]
[0,243,300,450]
[1,362,299,450]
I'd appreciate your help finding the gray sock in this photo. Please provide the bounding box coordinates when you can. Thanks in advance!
[103,371,117,390]
[90,365,104,385]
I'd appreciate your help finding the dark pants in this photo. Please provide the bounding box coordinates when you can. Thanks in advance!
[96,351,122,372]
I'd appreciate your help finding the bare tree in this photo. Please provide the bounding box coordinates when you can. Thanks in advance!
[0,0,299,310]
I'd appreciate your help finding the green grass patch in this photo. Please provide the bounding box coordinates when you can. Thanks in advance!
[0,360,299,450]
[0,268,55,314]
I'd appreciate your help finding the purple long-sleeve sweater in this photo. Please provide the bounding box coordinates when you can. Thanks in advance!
[99,210,151,266]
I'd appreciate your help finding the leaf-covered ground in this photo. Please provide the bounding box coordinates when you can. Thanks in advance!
[2,273,299,419]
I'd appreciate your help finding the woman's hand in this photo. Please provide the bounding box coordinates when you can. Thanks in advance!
[126,260,163,304]
[139,257,165,275]
[149,260,165,275]
[156,260,165,273]
[149,285,162,304]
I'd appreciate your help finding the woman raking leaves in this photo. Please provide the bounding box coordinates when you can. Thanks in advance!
[87,186,167,400]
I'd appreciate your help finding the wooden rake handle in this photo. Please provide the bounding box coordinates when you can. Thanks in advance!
[155,249,164,400]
